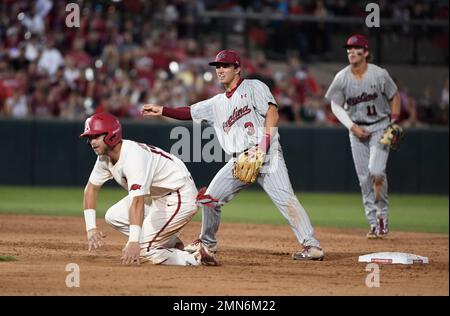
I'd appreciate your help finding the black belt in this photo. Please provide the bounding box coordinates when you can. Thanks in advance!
[354,117,387,126]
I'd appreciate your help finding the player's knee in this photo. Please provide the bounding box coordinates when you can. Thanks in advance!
[104,207,116,225]
[374,175,384,186]
[270,189,293,207]
[369,167,385,179]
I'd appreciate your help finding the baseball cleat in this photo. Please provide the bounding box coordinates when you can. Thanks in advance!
[376,217,389,238]
[293,246,324,261]
[184,239,217,254]
[195,245,219,266]
[366,226,379,239]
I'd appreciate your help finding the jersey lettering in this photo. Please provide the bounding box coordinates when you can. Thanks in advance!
[136,142,173,160]
[222,105,252,133]
[346,92,378,106]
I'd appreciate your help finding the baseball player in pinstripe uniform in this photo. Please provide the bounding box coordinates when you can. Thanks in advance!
[325,34,401,239]
[142,50,324,261]
[80,112,218,266]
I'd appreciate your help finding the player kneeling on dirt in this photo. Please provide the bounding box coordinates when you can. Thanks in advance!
[80,112,218,266]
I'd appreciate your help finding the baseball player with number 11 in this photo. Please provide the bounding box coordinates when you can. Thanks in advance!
[142,50,324,261]
[325,34,402,239]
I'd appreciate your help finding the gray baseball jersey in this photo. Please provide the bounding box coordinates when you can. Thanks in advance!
[190,79,280,154]
[188,79,321,250]
[325,64,397,127]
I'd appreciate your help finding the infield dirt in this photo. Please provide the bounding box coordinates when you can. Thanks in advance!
[0,214,448,295]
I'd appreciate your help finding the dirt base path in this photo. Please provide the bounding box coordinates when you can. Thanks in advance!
[0,214,448,295]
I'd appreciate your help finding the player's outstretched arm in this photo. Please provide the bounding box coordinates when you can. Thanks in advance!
[141,104,163,116]
[142,104,193,121]
[83,182,106,251]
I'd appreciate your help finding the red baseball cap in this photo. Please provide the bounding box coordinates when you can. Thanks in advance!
[209,50,241,67]
[344,34,369,50]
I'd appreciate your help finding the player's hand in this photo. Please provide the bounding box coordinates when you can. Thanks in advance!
[351,124,371,140]
[247,145,259,160]
[141,104,163,117]
[121,242,141,265]
[87,228,106,251]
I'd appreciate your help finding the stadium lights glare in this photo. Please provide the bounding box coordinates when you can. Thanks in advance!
[83,97,94,115]
[169,61,180,74]
[85,68,94,81]
[95,59,103,68]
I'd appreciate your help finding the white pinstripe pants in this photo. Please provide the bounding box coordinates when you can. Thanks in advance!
[199,147,321,249]
[349,128,390,227]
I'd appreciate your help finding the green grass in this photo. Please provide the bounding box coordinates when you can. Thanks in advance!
[0,186,448,234]
[0,256,17,262]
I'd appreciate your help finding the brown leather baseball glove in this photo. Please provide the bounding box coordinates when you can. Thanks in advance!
[379,123,404,150]
[232,147,265,184]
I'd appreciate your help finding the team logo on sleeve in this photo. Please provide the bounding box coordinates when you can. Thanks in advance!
[223,105,252,133]
[244,122,255,136]
[130,184,142,191]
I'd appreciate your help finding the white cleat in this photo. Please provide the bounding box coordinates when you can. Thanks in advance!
[184,239,217,254]
[293,246,324,261]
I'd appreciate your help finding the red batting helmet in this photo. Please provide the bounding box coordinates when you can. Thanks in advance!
[80,112,122,147]
[344,34,369,50]
[208,50,241,67]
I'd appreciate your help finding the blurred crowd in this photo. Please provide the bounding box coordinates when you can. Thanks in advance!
[0,0,448,126]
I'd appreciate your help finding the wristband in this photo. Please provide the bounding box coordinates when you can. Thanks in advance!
[258,133,271,153]
[84,209,96,232]
[129,225,142,242]
[391,114,399,123]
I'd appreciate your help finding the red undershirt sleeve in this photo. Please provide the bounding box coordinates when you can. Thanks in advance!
[162,106,192,120]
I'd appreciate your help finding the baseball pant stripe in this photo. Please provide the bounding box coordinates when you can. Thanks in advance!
[146,190,181,251]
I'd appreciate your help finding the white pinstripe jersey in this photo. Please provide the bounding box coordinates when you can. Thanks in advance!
[190,79,279,154]
[88,140,193,198]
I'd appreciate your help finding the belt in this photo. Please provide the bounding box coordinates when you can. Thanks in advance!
[354,117,387,126]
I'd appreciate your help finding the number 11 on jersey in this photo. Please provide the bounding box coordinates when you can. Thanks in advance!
[366,105,378,116]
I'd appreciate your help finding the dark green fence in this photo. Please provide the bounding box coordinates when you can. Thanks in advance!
[0,118,447,194]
